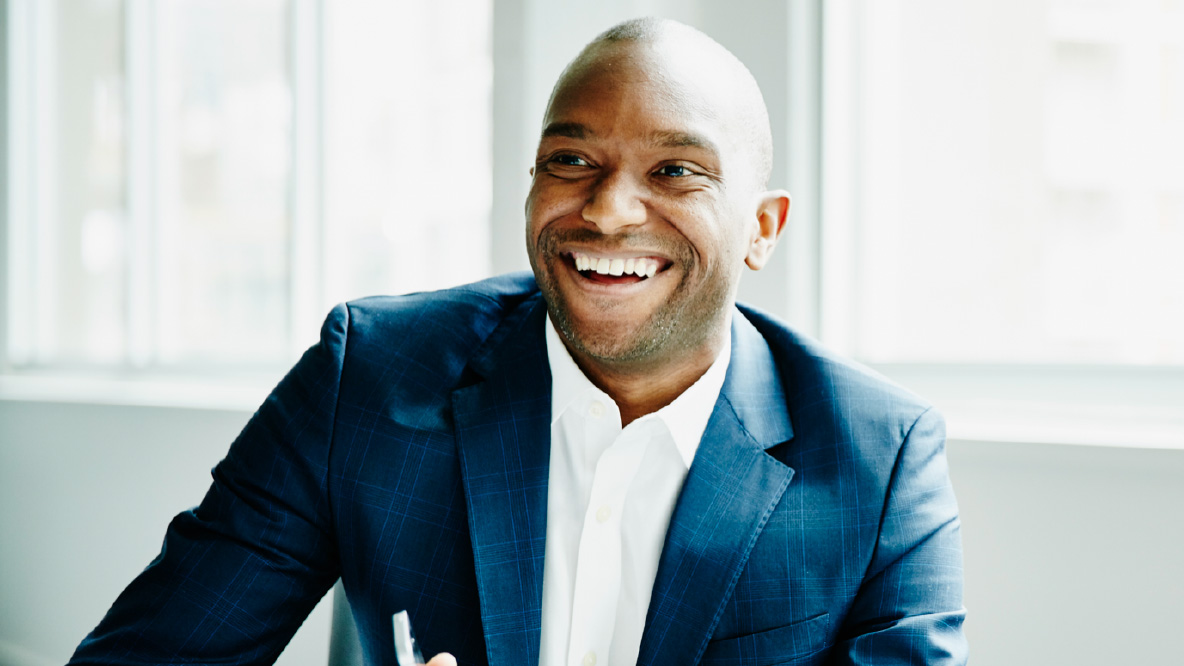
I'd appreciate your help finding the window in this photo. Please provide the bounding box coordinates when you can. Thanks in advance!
[821,0,1184,445]
[5,0,1180,445]
[5,0,492,372]
[823,0,1184,365]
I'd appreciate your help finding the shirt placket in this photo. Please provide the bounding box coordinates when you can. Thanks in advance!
[566,401,650,666]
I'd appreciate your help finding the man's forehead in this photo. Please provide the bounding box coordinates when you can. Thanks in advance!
[540,121,720,155]
[556,39,728,103]
[544,45,733,142]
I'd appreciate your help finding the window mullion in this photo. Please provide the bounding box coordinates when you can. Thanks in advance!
[31,0,60,366]
[288,0,325,358]
[4,0,36,368]
[125,0,157,369]
[785,0,824,339]
[818,0,859,355]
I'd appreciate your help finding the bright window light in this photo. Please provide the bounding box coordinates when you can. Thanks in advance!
[5,0,493,371]
[827,0,1184,366]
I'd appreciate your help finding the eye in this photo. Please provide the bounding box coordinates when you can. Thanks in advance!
[655,164,693,177]
[536,151,595,179]
[552,153,589,167]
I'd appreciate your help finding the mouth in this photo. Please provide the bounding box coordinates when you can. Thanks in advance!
[564,250,673,286]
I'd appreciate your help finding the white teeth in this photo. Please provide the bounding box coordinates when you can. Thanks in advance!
[571,251,662,279]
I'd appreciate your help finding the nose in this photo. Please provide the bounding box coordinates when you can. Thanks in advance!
[582,171,647,233]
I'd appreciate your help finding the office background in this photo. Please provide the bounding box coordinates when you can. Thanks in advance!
[2,1,1182,664]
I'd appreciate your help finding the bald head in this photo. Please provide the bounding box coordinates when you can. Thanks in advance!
[545,18,774,189]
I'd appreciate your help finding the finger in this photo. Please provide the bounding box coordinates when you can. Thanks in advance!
[425,652,457,666]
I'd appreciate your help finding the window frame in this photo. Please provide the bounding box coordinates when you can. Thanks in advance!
[818,0,1184,449]
[3,0,331,375]
[0,0,330,406]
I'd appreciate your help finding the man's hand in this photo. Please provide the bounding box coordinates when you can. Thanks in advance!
[424,653,457,666]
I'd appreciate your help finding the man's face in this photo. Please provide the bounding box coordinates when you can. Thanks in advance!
[526,44,762,369]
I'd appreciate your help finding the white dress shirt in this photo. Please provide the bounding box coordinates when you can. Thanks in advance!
[538,316,732,666]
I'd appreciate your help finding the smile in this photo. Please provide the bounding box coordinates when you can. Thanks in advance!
[567,250,670,282]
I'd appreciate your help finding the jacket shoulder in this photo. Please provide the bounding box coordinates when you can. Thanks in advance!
[346,271,539,331]
[335,272,541,421]
[737,304,937,446]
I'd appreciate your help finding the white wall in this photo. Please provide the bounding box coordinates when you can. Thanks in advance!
[948,438,1184,666]
[3,398,1182,666]
[0,399,333,666]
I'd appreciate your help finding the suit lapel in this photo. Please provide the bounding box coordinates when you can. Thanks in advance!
[637,311,795,666]
[453,297,551,666]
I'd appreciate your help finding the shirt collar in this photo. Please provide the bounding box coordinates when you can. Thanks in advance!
[545,312,733,469]
[546,317,597,426]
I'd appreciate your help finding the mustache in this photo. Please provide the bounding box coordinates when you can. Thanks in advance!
[537,228,693,262]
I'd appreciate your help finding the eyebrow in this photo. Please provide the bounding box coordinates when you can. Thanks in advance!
[541,123,720,157]
[541,122,590,140]
[649,130,719,156]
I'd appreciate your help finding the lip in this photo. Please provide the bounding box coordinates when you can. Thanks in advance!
[562,248,672,262]
[556,249,674,293]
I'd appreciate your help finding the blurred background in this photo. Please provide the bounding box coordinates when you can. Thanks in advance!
[0,0,1181,664]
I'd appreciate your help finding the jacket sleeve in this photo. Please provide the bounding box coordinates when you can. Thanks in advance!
[830,407,969,665]
[68,304,350,665]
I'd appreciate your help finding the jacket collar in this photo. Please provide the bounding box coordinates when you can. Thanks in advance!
[453,296,794,666]
[635,308,795,666]
[452,295,551,666]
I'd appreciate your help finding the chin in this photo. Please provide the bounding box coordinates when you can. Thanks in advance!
[552,304,680,366]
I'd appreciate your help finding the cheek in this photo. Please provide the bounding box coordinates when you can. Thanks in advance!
[710,198,757,258]
[526,183,574,234]
[525,188,552,245]
[525,182,543,223]
[663,203,738,267]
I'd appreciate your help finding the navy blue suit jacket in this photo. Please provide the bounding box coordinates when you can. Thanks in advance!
[71,273,967,665]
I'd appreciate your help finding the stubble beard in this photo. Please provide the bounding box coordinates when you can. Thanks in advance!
[532,228,735,369]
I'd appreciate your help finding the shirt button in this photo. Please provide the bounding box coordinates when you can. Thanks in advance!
[583,651,597,666]
[595,505,612,523]
[588,401,605,417]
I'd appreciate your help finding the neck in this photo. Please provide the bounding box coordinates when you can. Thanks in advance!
[567,331,728,427]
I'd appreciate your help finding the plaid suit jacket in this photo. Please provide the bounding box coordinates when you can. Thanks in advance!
[71,272,967,665]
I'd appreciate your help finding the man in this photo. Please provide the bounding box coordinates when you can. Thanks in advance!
[71,18,966,666]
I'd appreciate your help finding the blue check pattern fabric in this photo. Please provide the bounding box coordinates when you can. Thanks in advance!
[70,272,967,666]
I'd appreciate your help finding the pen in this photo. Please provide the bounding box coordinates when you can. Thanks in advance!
[392,610,425,666]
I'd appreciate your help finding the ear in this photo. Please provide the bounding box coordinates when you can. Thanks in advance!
[745,189,790,270]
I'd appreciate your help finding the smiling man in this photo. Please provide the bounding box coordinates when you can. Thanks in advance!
[70,18,966,666]
[526,22,788,428]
